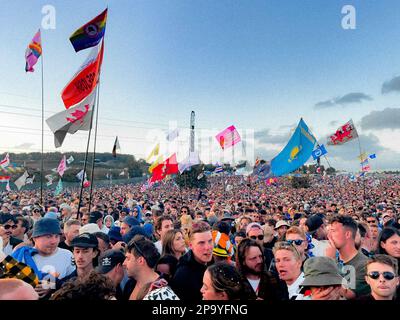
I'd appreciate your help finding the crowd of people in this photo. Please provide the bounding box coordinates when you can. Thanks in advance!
[0,173,400,301]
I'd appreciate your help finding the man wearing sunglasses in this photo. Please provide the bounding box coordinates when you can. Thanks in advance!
[358,254,399,300]
[0,214,23,256]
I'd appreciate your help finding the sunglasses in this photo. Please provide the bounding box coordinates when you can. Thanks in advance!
[367,271,396,281]
[286,239,304,246]
[2,224,17,230]
[250,235,264,241]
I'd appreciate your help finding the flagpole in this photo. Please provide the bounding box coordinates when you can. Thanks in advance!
[40,37,44,206]
[88,81,101,209]
[357,135,366,202]
[77,95,96,219]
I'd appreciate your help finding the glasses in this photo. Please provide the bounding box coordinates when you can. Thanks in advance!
[366,220,376,224]
[2,224,17,230]
[367,271,396,281]
[286,239,304,246]
[250,235,264,241]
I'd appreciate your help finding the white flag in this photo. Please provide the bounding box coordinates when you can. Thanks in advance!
[166,128,180,141]
[26,175,35,184]
[119,170,125,176]
[76,169,87,181]
[14,171,29,190]
[67,155,75,164]
[46,90,96,148]
[0,153,10,169]
[178,151,201,173]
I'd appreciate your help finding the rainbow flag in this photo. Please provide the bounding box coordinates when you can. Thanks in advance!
[25,30,42,72]
[70,8,107,52]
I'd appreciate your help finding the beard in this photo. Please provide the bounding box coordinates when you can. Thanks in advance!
[242,263,263,276]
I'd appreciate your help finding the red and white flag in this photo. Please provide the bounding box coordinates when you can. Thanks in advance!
[327,120,358,146]
[61,41,104,109]
[0,153,10,169]
[0,176,11,183]
[57,155,67,177]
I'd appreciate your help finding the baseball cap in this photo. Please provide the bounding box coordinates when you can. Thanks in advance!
[70,233,98,248]
[306,214,324,234]
[96,249,126,274]
[89,211,103,224]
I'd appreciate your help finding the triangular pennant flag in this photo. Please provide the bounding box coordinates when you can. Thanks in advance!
[146,143,160,162]
[112,136,120,157]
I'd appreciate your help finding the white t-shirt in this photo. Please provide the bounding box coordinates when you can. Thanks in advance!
[287,272,305,300]
[100,225,109,234]
[3,242,13,256]
[154,240,162,255]
[247,278,261,294]
[33,247,76,279]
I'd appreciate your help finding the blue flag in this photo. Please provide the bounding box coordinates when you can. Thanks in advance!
[369,154,376,159]
[55,179,63,196]
[271,119,316,177]
[311,144,328,160]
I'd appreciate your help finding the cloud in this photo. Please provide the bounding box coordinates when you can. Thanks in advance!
[278,123,297,130]
[14,143,35,150]
[329,120,338,126]
[314,92,373,109]
[254,129,290,145]
[382,76,400,94]
[360,108,400,130]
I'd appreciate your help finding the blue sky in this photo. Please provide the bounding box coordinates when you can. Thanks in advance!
[0,0,399,171]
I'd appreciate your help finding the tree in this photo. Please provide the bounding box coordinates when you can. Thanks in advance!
[175,165,207,189]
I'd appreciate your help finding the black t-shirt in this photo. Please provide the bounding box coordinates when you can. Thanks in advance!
[58,241,73,252]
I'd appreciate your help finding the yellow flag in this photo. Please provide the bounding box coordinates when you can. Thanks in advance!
[146,143,160,162]
[149,155,163,173]
[357,152,367,162]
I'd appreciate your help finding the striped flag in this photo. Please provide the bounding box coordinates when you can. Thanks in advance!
[25,29,42,72]
[214,165,224,174]
[0,176,11,183]
[0,153,10,169]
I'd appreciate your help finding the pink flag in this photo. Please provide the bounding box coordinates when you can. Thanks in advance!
[6,181,11,191]
[25,30,42,72]
[362,165,371,172]
[57,155,67,177]
[0,153,10,169]
[215,125,241,150]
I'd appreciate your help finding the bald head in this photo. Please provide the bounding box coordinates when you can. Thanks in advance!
[0,279,38,300]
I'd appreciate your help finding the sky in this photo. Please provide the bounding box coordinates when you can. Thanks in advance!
[0,0,400,172]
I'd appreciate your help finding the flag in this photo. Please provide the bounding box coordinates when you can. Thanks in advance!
[83,179,90,188]
[234,161,247,170]
[150,154,179,183]
[26,175,35,184]
[57,156,67,177]
[46,174,54,186]
[112,136,120,157]
[316,167,321,174]
[362,165,371,172]
[76,169,86,181]
[14,171,29,191]
[253,161,272,179]
[25,29,42,72]
[119,170,125,176]
[266,177,278,185]
[357,152,368,162]
[360,159,369,167]
[359,171,366,178]
[54,179,63,196]
[197,173,204,180]
[216,125,241,150]
[0,153,10,169]
[271,119,316,177]
[369,153,376,159]
[46,89,96,147]
[61,41,104,109]
[0,176,11,183]
[166,128,179,141]
[327,119,358,146]
[254,157,260,168]
[5,181,11,191]
[146,143,160,162]
[178,152,201,173]
[311,144,328,160]
[149,155,164,173]
[67,156,75,164]
[69,8,107,53]
[349,174,357,182]
[214,165,224,174]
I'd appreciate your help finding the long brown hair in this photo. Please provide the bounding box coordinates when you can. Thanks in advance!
[162,229,185,257]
